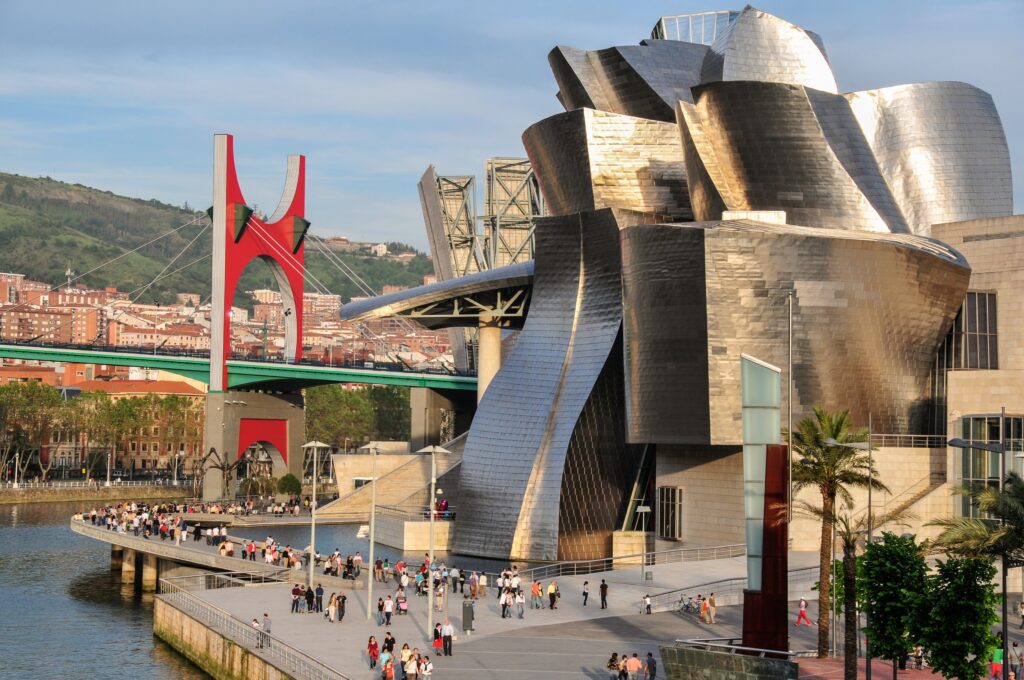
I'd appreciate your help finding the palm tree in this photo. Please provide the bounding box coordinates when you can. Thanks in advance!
[929,472,1024,560]
[791,499,914,679]
[791,406,887,658]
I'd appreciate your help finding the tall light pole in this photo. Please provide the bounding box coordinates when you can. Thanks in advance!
[303,441,328,588]
[417,444,451,642]
[826,419,873,678]
[787,289,794,520]
[366,444,379,620]
[636,505,651,584]
[949,406,1007,680]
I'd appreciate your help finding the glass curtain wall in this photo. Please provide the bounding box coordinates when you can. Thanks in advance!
[959,414,1024,517]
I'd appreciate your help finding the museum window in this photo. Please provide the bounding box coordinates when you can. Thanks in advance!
[938,292,998,370]
[657,486,683,540]
[959,414,1024,518]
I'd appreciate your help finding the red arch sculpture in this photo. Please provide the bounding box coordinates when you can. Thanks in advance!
[210,134,309,391]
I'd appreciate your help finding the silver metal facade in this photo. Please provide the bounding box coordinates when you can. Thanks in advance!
[522,108,691,221]
[846,82,1013,236]
[620,220,971,444]
[454,209,640,561]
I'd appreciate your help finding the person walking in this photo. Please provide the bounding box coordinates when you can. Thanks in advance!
[583,580,590,606]
[441,618,454,657]
[384,595,395,625]
[399,644,412,680]
[548,581,559,609]
[377,597,385,626]
[607,653,620,680]
[644,594,652,615]
[338,591,347,622]
[261,613,271,649]
[644,652,657,679]
[327,593,337,622]
[432,623,443,656]
[314,583,324,613]
[795,597,812,626]
[626,653,643,680]
[252,618,262,648]
[291,583,302,613]
[367,636,380,669]
[600,579,609,609]
[516,589,526,619]
[531,580,544,609]
[707,592,717,624]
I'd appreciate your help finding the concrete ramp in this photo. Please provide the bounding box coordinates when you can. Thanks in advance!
[319,434,465,518]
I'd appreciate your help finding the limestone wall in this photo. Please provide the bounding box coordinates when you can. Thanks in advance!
[153,598,293,680]
[0,484,183,505]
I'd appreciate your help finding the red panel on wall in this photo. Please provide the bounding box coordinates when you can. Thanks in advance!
[237,417,289,465]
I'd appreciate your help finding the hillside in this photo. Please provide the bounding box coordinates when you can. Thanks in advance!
[0,173,433,306]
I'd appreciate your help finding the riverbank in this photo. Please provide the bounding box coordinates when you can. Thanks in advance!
[0,484,185,505]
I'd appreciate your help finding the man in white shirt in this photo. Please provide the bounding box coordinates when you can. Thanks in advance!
[420,656,434,676]
[441,618,454,656]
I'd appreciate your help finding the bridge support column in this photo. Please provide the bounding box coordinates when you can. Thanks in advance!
[121,548,136,584]
[477,313,502,403]
[110,545,123,570]
[202,390,305,501]
[410,388,477,450]
[142,552,158,592]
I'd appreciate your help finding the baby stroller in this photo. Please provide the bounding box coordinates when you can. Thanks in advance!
[398,598,409,616]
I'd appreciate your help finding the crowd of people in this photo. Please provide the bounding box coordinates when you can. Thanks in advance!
[606,652,657,680]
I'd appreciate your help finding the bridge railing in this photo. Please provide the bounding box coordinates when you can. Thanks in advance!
[646,565,820,615]
[376,504,457,522]
[0,338,476,376]
[160,573,350,680]
[2,479,185,490]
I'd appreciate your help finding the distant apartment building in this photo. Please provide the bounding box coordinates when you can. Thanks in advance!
[370,243,389,257]
[0,304,73,343]
[116,324,210,351]
[250,289,282,304]
[176,293,201,306]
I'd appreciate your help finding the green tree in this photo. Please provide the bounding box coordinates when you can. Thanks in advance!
[917,557,997,680]
[791,406,886,657]
[368,386,410,440]
[277,473,301,496]
[861,532,927,680]
[304,384,374,448]
[76,390,111,479]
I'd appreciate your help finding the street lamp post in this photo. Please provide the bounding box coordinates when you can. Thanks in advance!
[366,444,379,620]
[636,505,651,584]
[949,406,1007,680]
[417,444,451,642]
[303,441,328,589]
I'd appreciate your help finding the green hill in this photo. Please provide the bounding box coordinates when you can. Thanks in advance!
[0,173,433,307]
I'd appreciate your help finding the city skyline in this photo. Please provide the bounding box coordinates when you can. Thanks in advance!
[1,0,1021,248]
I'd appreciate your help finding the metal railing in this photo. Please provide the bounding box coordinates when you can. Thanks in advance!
[487,543,746,582]
[869,433,946,449]
[2,479,184,489]
[375,504,457,521]
[675,637,815,659]
[647,566,819,614]
[160,574,350,680]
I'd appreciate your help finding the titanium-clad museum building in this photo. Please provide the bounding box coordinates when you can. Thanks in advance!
[345,6,1019,561]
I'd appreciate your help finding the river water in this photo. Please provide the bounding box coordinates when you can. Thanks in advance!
[0,501,506,679]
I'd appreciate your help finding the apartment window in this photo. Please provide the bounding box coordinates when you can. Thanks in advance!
[939,292,998,370]
[130,442,137,453]
[140,443,147,453]
[657,486,683,541]
[959,414,1024,518]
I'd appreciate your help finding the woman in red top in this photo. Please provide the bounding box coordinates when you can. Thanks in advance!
[367,636,379,669]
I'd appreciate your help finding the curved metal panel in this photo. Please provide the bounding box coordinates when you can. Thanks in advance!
[621,220,970,443]
[701,6,838,93]
[846,82,1013,235]
[454,209,627,561]
[548,42,709,122]
[523,108,691,221]
[678,81,907,233]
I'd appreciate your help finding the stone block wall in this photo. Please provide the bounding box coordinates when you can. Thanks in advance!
[154,598,292,680]
[660,646,797,680]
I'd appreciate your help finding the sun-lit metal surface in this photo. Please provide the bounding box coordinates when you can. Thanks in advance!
[701,6,837,93]
[620,219,971,444]
[677,82,910,233]
[484,158,543,267]
[341,262,533,330]
[455,209,641,561]
[523,108,691,220]
[846,82,1013,236]
[549,41,709,123]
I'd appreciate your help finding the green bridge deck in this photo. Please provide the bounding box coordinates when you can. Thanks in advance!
[0,344,476,391]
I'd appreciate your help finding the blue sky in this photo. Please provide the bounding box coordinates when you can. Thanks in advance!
[1,0,1021,249]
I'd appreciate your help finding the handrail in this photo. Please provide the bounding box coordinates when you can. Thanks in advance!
[1,479,185,489]
[869,433,945,449]
[675,637,813,659]
[484,543,746,582]
[647,566,819,614]
[160,574,350,680]
[375,504,457,521]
